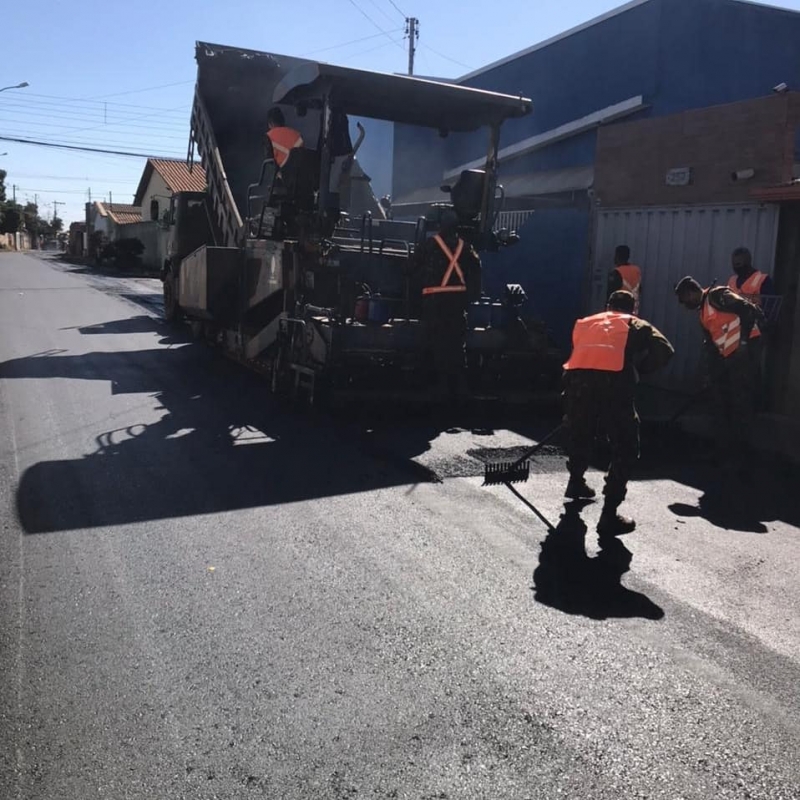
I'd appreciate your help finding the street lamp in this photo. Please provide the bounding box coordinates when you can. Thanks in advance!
[0,82,29,93]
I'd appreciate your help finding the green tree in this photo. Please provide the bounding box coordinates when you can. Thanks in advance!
[0,169,7,204]
[0,202,23,233]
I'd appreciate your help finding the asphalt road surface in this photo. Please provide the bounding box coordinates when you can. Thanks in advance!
[1,251,799,800]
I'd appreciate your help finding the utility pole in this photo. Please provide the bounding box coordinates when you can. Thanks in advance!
[405,17,419,76]
[52,200,62,220]
[12,184,16,202]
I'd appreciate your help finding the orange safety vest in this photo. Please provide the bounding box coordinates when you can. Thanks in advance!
[727,271,768,306]
[422,235,467,296]
[267,126,304,168]
[563,311,633,372]
[615,264,642,311]
[700,291,760,358]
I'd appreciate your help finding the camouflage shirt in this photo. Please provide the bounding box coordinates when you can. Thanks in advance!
[564,316,674,392]
[701,287,765,357]
[625,317,675,375]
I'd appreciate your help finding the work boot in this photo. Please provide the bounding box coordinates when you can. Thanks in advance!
[597,508,636,536]
[564,477,596,500]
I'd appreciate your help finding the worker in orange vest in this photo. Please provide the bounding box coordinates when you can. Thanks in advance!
[608,245,642,315]
[413,209,481,402]
[265,106,304,169]
[563,290,674,535]
[728,246,777,326]
[675,276,765,468]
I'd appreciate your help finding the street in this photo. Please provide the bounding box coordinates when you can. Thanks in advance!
[1,251,799,799]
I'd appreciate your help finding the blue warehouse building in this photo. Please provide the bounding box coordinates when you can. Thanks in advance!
[390,0,800,350]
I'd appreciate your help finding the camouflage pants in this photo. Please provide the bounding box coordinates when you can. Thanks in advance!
[708,341,762,458]
[563,371,640,508]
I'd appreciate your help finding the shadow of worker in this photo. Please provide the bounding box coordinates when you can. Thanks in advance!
[532,500,664,621]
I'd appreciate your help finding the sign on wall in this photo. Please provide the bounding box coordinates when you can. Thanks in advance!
[665,167,693,186]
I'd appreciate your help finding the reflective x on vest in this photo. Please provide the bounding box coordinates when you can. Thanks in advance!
[422,235,466,296]
[615,264,642,310]
[268,127,303,168]
[563,311,632,372]
[727,272,768,306]
[701,296,760,358]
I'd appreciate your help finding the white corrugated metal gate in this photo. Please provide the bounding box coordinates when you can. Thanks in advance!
[590,204,780,390]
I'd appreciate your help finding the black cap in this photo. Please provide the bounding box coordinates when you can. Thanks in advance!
[674,276,701,296]
[607,290,636,313]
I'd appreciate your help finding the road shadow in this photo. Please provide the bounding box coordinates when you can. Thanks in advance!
[61,315,183,343]
[532,500,665,621]
[637,425,800,533]
[2,338,462,533]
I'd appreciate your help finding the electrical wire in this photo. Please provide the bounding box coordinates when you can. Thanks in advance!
[345,0,405,50]
[348,39,401,59]
[363,0,397,25]
[0,102,190,131]
[301,28,403,56]
[421,44,474,71]
[10,173,139,183]
[0,129,188,151]
[6,90,191,116]
[0,116,189,140]
[84,80,195,100]
[0,135,181,159]
[386,0,406,17]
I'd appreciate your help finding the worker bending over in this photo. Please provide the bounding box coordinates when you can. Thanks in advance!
[675,276,765,469]
[563,290,674,535]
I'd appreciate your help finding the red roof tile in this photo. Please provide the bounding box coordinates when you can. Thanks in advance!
[94,201,142,225]
[133,158,207,204]
[151,158,207,193]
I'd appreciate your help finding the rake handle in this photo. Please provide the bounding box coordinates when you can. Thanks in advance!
[508,423,564,469]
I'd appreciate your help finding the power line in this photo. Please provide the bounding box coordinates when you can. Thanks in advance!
[10,90,192,116]
[386,0,406,17]
[421,44,474,71]
[348,39,401,59]
[345,0,405,51]
[363,0,397,25]
[84,80,195,100]
[10,173,139,183]
[15,186,133,195]
[301,28,403,56]
[1,129,188,150]
[0,135,181,159]
[1,101,190,131]
[0,116,189,140]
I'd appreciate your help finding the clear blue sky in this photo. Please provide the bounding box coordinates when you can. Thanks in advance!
[2,0,800,224]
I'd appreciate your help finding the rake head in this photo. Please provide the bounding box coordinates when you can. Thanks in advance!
[483,459,531,486]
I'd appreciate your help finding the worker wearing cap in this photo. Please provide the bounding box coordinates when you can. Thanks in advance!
[265,106,304,169]
[562,290,674,535]
[413,209,482,401]
[728,246,777,327]
[675,276,765,466]
[608,245,642,315]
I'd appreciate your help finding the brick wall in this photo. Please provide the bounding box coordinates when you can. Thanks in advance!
[594,93,800,208]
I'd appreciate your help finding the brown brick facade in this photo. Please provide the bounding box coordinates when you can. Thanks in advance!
[594,93,800,208]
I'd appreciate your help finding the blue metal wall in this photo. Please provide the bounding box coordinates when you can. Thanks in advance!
[391,0,800,351]
[482,208,590,350]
